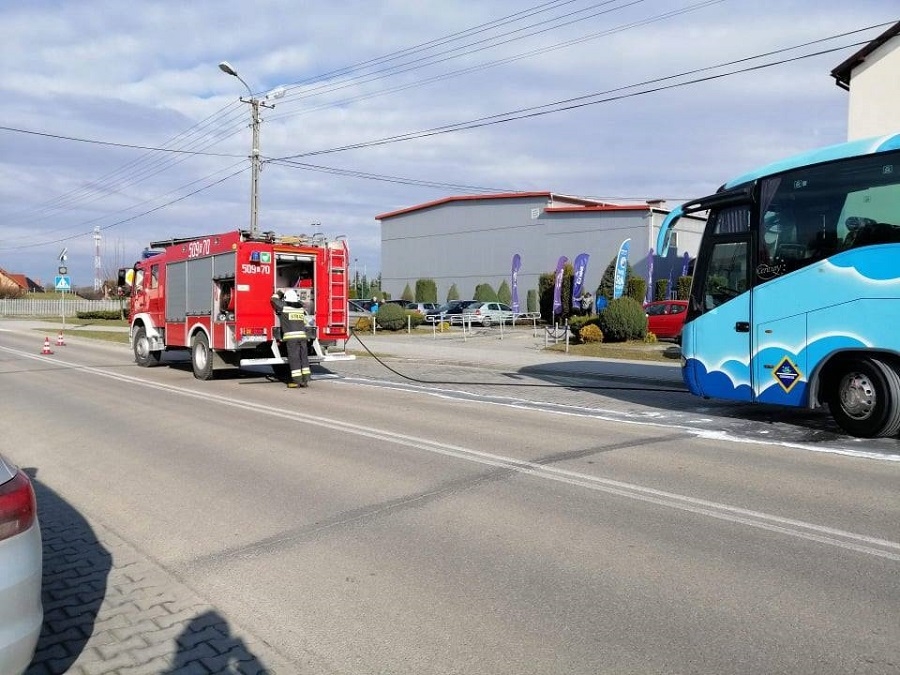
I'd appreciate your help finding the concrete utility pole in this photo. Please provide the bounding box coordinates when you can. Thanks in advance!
[218,61,284,237]
[93,225,102,291]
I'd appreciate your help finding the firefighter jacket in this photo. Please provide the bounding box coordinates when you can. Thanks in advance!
[271,296,311,341]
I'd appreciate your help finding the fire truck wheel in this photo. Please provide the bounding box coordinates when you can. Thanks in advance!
[191,332,215,380]
[133,327,161,367]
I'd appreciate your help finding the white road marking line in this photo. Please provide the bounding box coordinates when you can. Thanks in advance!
[5,345,900,562]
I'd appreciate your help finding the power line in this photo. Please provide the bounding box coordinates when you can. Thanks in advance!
[274,30,884,161]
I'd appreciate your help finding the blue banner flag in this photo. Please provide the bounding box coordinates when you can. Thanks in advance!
[612,239,631,300]
[511,254,521,313]
[647,248,654,303]
[571,253,590,305]
[682,251,691,277]
[552,255,568,316]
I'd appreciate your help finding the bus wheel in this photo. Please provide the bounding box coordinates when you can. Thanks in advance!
[133,327,162,367]
[828,357,900,437]
[191,333,215,380]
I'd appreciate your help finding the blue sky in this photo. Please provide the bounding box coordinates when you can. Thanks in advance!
[0,0,896,289]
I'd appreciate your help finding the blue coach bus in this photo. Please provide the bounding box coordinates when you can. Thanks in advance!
[657,133,900,438]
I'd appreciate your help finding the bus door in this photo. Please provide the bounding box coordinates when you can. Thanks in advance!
[682,205,754,402]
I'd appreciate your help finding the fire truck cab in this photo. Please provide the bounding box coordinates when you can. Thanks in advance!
[117,229,354,380]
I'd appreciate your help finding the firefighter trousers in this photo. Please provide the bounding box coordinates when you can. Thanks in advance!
[285,337,311,385]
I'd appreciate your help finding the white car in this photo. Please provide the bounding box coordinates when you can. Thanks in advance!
[462,302,516,326]
[0,455,42,675]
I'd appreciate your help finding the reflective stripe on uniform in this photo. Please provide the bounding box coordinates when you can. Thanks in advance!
[283,331,308,340]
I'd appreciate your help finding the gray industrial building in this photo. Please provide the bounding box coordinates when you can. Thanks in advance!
[376,192,706,304]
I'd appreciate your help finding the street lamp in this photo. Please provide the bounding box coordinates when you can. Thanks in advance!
[218,61,284,237]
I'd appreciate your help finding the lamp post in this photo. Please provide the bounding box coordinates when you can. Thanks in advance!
[218,61,283,237]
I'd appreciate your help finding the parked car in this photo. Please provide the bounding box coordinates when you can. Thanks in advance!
[463,302,515,326]
[348,300,371,326]
[0,455,42,675]
[404,302,439,315]
[426,300,479,321]
[644,300,689,340]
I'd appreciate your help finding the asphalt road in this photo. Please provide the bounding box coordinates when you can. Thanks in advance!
[2,323,899,674]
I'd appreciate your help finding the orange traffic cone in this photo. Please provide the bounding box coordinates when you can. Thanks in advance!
[56,331,66,347]
[41,337,54,355]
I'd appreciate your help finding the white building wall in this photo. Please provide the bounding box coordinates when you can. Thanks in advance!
[380,197,704,303]
[847,38,900,139]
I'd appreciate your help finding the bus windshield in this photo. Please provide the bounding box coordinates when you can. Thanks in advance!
[757,150,900,274]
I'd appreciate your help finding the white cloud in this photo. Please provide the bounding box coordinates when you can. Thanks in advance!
[0,0,895,286]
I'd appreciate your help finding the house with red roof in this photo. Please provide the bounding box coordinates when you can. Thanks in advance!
[375,191,705,304]
[0,268,45,295]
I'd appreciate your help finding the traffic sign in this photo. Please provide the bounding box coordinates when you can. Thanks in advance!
[55,276,71,291]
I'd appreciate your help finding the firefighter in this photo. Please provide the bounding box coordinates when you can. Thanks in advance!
[271,289,312,388]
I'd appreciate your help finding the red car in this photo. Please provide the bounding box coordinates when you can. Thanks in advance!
[643,300,688,340]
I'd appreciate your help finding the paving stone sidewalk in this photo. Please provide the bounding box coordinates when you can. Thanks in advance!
[26,474,301,675]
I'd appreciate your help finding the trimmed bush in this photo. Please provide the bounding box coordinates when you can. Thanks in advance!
[596,296,647,342]
[580,323,603,343]
[76,310,123,320]
[375,302,407,330]
[676,275,692,300]
[416,279,437,303]
[567,314,592,338]
[654,279,669,301]
[401,284,414,302]
[644,331,658,343]
[497,280,511,306]
[526,289,537,313]
[474,283,498,302]
[626,276,647,304]
[447,284,460,301]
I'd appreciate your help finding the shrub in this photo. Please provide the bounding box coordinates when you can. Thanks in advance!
[644,332,658,343]
[76,310,123,320]
[497,280,511,306]
[354,316,372,332]
[526,289,537,313]
[626,276,647,304]
[596,296,647,342]
[0,286,26,299]
[375,302,407,330]
[580,323,603,343]
[474,283,498,302]
[655,279,669,301]
[598,256,634,301]
[447,284,459,301]
[401,284,414,302]
[568,314,592,338]
[416,279,437,303]
[406,310,425,328]
[676,275,693,300]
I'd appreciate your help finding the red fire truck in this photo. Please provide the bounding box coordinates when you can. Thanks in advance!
[117,229,353,379]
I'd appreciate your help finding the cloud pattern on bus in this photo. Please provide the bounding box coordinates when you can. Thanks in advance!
[683,250,900,406]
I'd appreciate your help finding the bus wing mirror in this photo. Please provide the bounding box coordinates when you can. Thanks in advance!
[657,205,684,257]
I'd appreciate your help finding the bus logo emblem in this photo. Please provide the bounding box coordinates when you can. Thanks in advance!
[773,357,802,393]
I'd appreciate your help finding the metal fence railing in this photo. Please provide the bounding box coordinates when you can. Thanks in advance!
[0,298,124,317]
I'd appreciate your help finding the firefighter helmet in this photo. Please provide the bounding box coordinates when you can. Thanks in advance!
[283,289,302,305]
